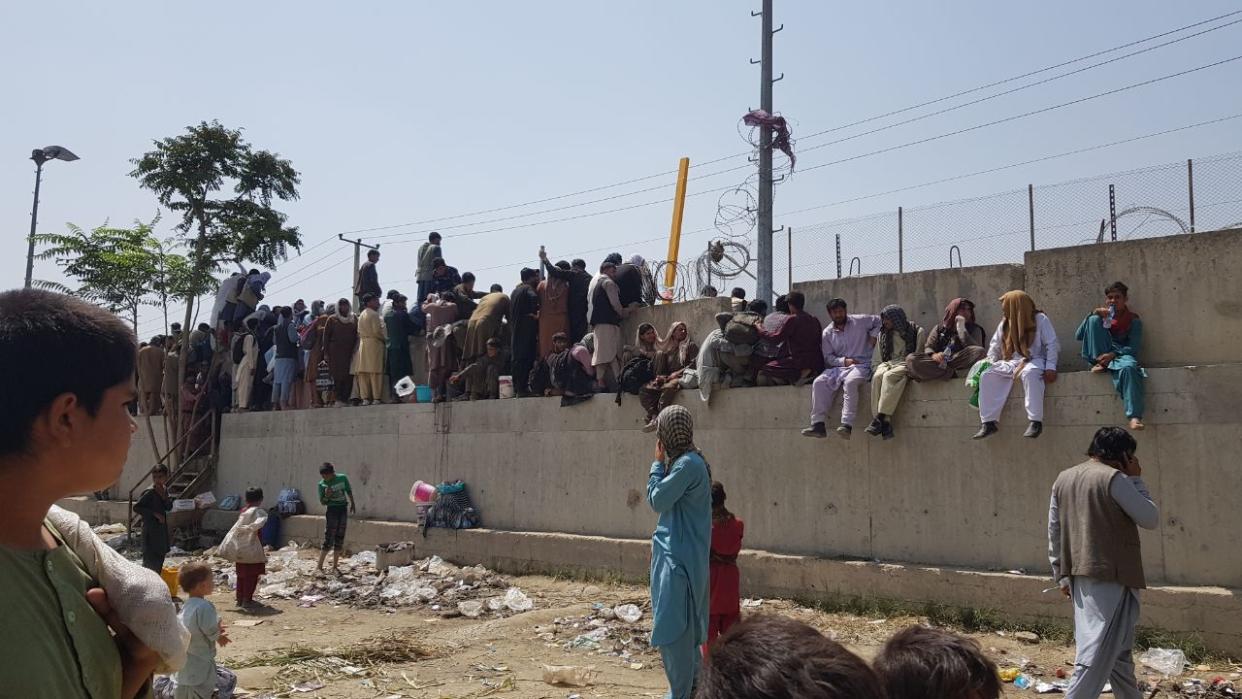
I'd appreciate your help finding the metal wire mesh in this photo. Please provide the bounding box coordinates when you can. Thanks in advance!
[787,151,1242,286]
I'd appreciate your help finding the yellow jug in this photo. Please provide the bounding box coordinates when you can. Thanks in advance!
[161,565,180,597]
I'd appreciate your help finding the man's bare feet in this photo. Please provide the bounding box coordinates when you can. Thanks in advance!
[1090,364,1107,373]
[1129,417,1145,431]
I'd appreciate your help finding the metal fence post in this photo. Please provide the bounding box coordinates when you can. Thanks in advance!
[1187,159,1196,233]
[897,206,904,273]
[835,233,841,279]
[1028,184,1035,251]
[787,227,793,291]
[1108,184,1117,242]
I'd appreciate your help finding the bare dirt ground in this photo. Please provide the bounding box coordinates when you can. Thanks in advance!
[190,562,1234,698]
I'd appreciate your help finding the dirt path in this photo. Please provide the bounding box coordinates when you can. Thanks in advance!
[199,570,1225,698]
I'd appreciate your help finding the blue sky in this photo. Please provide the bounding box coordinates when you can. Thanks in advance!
[4,1,1241,336]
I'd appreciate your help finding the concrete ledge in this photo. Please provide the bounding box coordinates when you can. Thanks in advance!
[65,501,1239,657]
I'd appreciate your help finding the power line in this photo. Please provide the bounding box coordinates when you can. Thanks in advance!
[316,11,1242,241]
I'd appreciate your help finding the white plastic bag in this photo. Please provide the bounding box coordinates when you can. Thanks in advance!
[1138,648,1186,676]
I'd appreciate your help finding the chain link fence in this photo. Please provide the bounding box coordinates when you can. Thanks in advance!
[784,151,1242,286]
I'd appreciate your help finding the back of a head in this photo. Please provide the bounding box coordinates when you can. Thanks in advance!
[786,291,805,312]
[1087,425,1137,464]
[462,272,476,284]
[775,294,790,314]
[604,252,623,266]
[0,289,137,457]
[748,300,768,315]
[874,625,1001,699]
[731,287,746,299]
[429,232,441,243]
[700,616,885,699]
[572,258,587,271]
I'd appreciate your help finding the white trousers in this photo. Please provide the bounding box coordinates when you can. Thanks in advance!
[978,359,1044,423]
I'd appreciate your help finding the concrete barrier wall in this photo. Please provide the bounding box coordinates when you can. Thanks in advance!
[1025,229,1242,370]
[211,360,1242,588]
[793,264,1026,336]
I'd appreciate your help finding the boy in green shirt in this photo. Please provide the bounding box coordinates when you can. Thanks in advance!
[0,289,167,698]
[317,462,356,573]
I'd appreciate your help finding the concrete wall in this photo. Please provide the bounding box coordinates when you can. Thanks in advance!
[210,360,1242,588]
[1025,228,1242,370]
[793,264,1026,338]
[621,297,731,348]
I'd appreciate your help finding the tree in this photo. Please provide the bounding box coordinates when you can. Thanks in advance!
[33,220,165,333]
[130,120,301,440]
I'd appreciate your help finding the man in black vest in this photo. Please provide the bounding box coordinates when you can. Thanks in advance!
[1048,427,1157,699]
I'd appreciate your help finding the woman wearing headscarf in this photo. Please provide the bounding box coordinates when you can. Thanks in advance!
[647,405,712,699]
[537,260,571,359]
[975,290,1060,440]
[320,298,359,407]
[640,322,698,431]
[864,305,925,440]
[906,297,988,382]
[624,322,662,365]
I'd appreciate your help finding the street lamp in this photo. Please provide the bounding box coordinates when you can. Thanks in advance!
[25,145,80,289]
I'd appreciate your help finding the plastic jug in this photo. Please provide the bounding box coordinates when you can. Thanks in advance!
[161,565,180,597]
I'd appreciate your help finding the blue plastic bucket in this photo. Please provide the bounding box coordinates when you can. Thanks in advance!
[415,384,433,403]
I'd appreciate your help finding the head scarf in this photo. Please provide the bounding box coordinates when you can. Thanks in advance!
[878,305,917,363]
[942,298,973,329]
[659,321,692,364]
[580,332,595,354]
[657,405,696,462]
[629,254,645,267]
[636,322,661,355]
[999,290,1038,360]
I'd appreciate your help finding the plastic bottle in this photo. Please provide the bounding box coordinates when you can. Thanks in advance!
[942,343,954,368]
[1103,303,1116,329]
[1014,674,1032,690]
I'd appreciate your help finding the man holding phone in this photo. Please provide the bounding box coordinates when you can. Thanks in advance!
[1048,427,1157,699]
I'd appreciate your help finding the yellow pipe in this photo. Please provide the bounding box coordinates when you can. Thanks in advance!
[663,157,691,302]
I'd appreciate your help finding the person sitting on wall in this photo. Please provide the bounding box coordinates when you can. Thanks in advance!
[802,298,880,440]
[974,290,1060,440]
[864,305,924,441]
[729,287,747,312]
[755,291,823,386]
[451,337,505,400]
[695,313,749,403]
[1076,281,1146,431]
[905,297,989,382]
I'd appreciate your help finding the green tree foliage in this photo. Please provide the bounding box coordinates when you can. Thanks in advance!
[129,120,301,434]
[32,220,196,333]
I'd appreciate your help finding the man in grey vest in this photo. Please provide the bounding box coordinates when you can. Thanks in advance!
[1048,426,1157,699]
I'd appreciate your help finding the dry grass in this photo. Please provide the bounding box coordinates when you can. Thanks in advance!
[232,628,438,672]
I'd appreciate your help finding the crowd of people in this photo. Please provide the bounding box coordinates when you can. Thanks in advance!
[0,276,1162,699]
[134,228,1145,444]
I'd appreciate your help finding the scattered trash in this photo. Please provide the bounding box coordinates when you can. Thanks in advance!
[290,680,326,692]
[542,665,597,687]
[1013,631,1040,644]
[1034,680,1068,693]
[1138,647,1187,676]
[1013,674,1032,690]
[999,667,1021,682]
[231,619,266,627]
[741,598,764,608]
[459,601,483,618]
[613,604,642,623]
[505,587,534,612]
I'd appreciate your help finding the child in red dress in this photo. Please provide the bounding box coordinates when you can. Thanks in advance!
[706,481,744,650]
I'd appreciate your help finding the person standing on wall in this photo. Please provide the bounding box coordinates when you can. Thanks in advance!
[355,249,382,303]
[415,232,442,307]
[647,405,711,699]
[509,267,541,397]
[352,294,388,406]
[1049,426,1157,699]
[317,462,356,574]
[1076,281,1146,431]
[974,290,1060,440]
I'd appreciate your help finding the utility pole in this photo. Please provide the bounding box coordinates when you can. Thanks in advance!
[339,233,380,309]
[753,0,782,304]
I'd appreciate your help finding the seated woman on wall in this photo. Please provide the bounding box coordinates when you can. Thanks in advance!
[1076,281,1145,431]
[865,305,925,440]
[905,297,988,382]
[622,322,661,365]
[641,322,698,432]
[974,290,1060,440]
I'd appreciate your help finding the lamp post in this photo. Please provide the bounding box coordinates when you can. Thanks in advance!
[25,145,80,289]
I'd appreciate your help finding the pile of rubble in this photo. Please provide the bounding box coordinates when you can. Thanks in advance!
[534,601,654,667]
[212,545,534,617]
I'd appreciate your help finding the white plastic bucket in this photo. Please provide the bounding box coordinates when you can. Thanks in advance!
[498,375,514,399]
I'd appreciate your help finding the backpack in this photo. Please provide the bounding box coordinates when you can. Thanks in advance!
[422,481,480,536]
[231,334,246,364]
[725,312,761,346]
[614,355,655,404]
[549,349,575,390]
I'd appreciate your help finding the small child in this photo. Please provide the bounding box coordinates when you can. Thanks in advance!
[317,462,356,573]
[706,481,745,649]
[873,625,1001,699]
[174,562,230,699]
[218,488,268,609]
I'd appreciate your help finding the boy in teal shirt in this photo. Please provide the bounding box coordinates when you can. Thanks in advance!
[317,462,356,573]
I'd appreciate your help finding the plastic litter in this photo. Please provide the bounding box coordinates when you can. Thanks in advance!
[459,601,483,618]
[504,587,533,612]
[486,596,506,611]
[1138,648,1187,676]
[613,604,642,623]
[542,665,597,687]
[348,550,377,566]
[1034,680,1068,693]
[999,667,1021,682]
[1014,674,1032,690]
